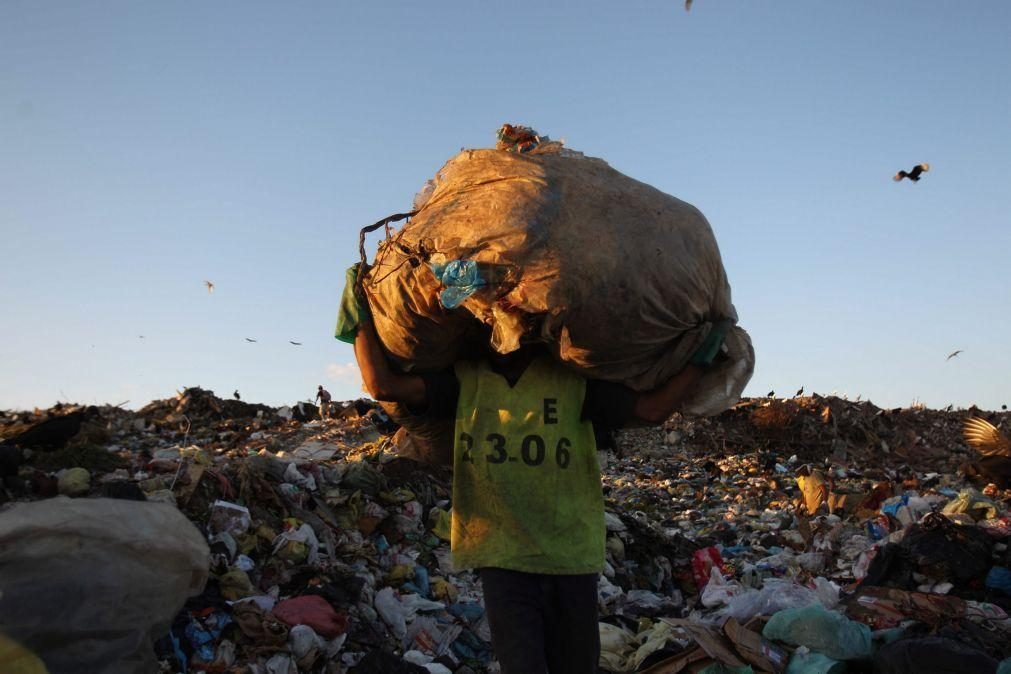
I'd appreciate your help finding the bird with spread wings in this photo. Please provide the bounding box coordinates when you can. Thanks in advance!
[963,417,1011,458]
[893,163,930,182]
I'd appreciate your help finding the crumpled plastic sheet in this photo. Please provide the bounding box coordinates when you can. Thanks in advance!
[271,522,320,565]
[701,568,839,622]
[762,604,872,661]
[429,260,487,309]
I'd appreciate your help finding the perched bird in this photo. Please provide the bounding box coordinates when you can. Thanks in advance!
[0,444,22,478]
[766,390,775,398]
[893,163,930,182]
[5,407,100,450]
[963,417,1011,458]
[204,280,215,293]
[245,338,257,343]
[289,341,303,346]
[795,387,804,397]
[946,350,963,361]
[233,390,241,401]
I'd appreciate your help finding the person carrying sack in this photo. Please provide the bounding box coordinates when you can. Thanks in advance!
[314,385,332,421]
[336,265,729,674]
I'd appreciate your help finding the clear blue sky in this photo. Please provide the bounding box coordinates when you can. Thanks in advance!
[2,1,1009,411]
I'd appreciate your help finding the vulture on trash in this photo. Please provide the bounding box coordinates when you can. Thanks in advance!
[893,163,930,182]
[5,407,101,450]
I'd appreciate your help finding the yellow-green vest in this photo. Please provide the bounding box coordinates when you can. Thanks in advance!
[451,357,605,574]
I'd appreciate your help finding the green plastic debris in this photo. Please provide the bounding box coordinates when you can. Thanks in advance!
[763,605,872,661]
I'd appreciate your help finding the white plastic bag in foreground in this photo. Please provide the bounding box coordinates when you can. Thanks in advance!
[0,497,210,674]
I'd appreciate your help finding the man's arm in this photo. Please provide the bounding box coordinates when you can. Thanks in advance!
[353,318,428,408]
[631,364,705,423]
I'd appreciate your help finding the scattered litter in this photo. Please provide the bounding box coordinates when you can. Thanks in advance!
[1,388,1010,672]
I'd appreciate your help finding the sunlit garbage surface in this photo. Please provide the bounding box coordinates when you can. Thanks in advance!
[1,388,1010,673]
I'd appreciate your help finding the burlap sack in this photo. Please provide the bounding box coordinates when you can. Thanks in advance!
[363,147,753,462]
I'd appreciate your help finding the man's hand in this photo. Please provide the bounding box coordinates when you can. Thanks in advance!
[632,319,732,423]
[353,319,428,408]
[335,264,370,344]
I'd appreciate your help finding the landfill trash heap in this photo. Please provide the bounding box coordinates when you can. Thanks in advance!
[1,387,1010,674]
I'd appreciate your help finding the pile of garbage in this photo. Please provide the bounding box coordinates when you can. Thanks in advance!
[2,388,1010,673]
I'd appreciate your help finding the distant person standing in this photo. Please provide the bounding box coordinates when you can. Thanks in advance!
[315,385,332,421]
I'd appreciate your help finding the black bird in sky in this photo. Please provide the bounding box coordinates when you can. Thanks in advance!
[946,350,963,361]
[245,338,257,343]
[893,163,930,182]
[289,341,303,346]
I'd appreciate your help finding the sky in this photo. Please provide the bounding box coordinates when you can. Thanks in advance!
[1,1,1009,412]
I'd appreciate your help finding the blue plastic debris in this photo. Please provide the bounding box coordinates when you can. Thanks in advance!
[447,601,485,625]
[184,611,232,663]
[986,567,1011,595]
[430,261,486,309]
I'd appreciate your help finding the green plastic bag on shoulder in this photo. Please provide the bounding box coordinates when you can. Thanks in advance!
[335,264,370,344]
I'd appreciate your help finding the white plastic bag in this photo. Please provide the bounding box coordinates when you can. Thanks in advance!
[0,497,209,674]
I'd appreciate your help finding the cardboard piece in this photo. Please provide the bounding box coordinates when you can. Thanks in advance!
[846,586,968,630]
[722,618,790,674]
[637,647,711,674]
[662,620,747,668]
[647,618,792,674]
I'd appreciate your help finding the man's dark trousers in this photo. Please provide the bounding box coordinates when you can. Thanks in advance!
[479,567,600,674]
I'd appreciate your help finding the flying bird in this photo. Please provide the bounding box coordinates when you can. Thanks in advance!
[684,0,693,11]
[893,163,930,182]
[204,280,215,293]
[289,341,303,346]
[963,417,1011,458]
[244,338,257,343]
[946,350,963,361]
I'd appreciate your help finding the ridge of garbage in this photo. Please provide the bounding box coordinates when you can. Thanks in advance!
[2,387,1009,673]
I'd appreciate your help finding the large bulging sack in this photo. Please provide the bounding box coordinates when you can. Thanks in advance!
[0,497,210,674]
[363,147,754,458]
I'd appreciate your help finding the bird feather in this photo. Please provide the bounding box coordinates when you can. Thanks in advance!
[963,417,1011,458]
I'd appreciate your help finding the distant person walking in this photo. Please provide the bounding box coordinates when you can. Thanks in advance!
[315,385,332,421]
